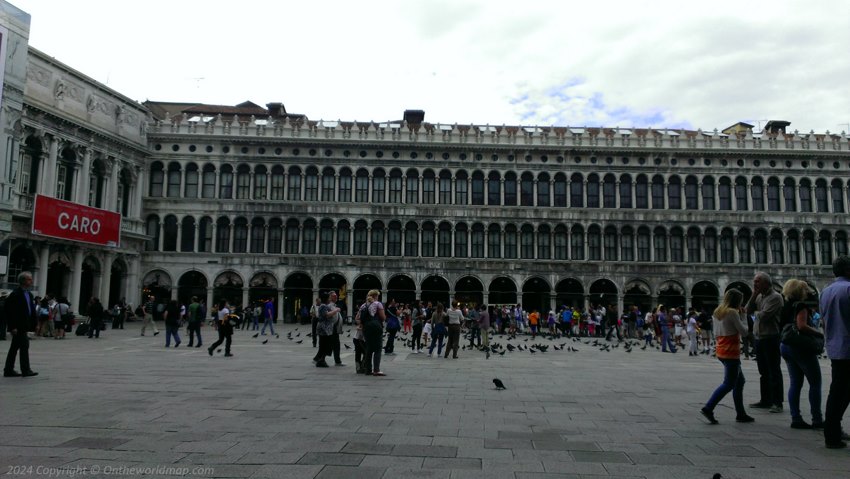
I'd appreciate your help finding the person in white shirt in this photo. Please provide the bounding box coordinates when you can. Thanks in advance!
[687,312,699,356]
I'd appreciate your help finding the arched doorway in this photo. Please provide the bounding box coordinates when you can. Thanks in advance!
[725,281,752,305]
[352,274,382,310]
[623,279,652,315]
[555,278,584,310]
[387,274,416,305]
[142,269,172,321]
[108,259,128,308]
[589,279,618,310]
[657,280,686,312]
[178,270,208,306]
[283,272,313,323]
[691,281,720,313]
[488,276,517,307]
[213,271,243,309]
[47,259,70,300]
[249,272,278,312]
[454,276,483,308]
[522,276,551,313]
[79,256,101,314]
[420,275,449,306]
[319,273,348,317]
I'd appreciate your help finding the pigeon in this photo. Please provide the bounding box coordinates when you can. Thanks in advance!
[493,378,506,390]
[712,474,722,479]
[498,350,506,356]
[252,333,259,338]
[217,349,222,353]
[262,339,269,344]
[275,334,279,338]
[344,344,351,349]
[506,344,516,351]
[296,339,303,344]
[296,333,301,337]
[529,349,536,354]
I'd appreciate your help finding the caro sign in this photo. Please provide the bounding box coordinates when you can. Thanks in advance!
[32,194,121,247]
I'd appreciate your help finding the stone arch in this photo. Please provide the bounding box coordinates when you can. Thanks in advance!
[691,280,720,313]
[249,271,278,305]
[177,270,208,306]
[454,275,484,308]
[555,277,584,309]
[521,276,551,313]
[283,271,313,323]
[142,269,172,304]
[657,280,686,312]
[623,278,652,314]
[387,274,417,305]
[589,278,618,309]
[213,270,244,309]
[421,274,450,307]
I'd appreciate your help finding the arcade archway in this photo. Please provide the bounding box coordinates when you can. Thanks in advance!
[589,279,618,310]
[387,274,416,305]
[213,271,243,309]
[178,270,208,306]
[555,278,584,310]
[623,279,652,315]
[454,276,483,308]
[488,276,517,306]
[420,275,449,306]
[283,272,313,323]
[522,276,550,313]
[691,281,720,313]
[657,280,686,312]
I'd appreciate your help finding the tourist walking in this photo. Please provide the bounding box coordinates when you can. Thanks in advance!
[140,295,160,336]
[86,297,105,339]
[700,289,753,425]
[687,310,698,356]
[357,289,386,376]
[444,302,464,359]
[820,256,850,449]
[163,299,182,347]
[260,298,276,336]
[3,272,38,378]
[747,272,785,413]
[208,300,234,357]
[428,304,447,357]
[310,297,321,347]
[313,293,340,367]
[658,306,676,353]
[186,296,203,348]
[410,301,424,353]
[479,305,491,352]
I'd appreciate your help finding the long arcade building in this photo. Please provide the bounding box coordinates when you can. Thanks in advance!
[1,3,848,317]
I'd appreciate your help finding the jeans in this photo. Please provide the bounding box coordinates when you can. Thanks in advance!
[411,324,423,350]
[445,324,461,358]
[314,335,332,365]
[429,333,445,355]
[705,358,746,415]
[187,323,202,346]
[384,329,398,353]
[824,359,850,444]
[209,328,231,355]
[364,343,382,373]
[165,325,181,346]
[755,335,784,406]
[261,316,275,335]
[780,343,822,423]
[661,326,676,352]
[606,324,622,341]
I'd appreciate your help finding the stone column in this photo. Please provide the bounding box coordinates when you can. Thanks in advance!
[228,223,235,252]
[69,249,84,311]
[134,167,145,219]
[277,289,285,323]
[241,287,249,309]
[76,148,93,205]
[206,287,214,315]
[109,161,120,211]
[36,244,50,296]
[175,216,183,252]
[40,136,59,196]
[128,256,140,307]
[100,252,114,302]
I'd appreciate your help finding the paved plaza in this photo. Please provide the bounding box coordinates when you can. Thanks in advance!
[1,322,848,479]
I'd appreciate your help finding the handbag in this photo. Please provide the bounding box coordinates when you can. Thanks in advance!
[780,323,824,355]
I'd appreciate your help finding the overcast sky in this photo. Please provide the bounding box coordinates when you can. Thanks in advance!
[12,0,850,133]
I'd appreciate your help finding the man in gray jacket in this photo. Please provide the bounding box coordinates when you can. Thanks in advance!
[747,271,785,413]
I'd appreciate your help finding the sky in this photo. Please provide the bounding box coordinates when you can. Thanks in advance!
[11,0,850,133]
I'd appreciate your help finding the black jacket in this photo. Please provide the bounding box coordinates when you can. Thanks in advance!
[4,287,35,332]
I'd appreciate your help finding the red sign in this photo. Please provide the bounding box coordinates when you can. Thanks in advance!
[32,195,121,247]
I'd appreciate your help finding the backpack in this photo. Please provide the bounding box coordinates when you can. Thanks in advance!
[386,314,400,331]
[135,305,144,316]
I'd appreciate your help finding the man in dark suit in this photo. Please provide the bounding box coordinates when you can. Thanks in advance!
[4,271,38,378]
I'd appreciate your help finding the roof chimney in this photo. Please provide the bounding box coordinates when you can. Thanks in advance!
[403,109,425,124]
[763,120,790,135]
[266,102,286,118]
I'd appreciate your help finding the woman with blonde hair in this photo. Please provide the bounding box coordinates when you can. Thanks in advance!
[356,289,387,376]
[701,289,754,424]
[779,279,824,429]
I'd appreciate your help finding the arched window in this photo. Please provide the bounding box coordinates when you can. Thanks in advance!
[815,179,828,212]
[820,230,833,265]
[338,168,352,202]
[504,224,517,259]
[404,221,418,256]
[422,170,436,204]
[687,227,700,263]
[454,223,468,258]
[198,216,213,253]
[56,148,76,201]
[787,230,800,264]
[619,174,632,209]
[735,176,748,211]
[537,172,550,207]
[287,166,301,201]
[215,217,231,253]
[837,231,849,257]
[554,173,567,207]
[554,224,568,260]
[250,218,265,253]
[602,174,616,208]
[570,173,584,207]
[145,215,160,251]
[149,162,164,197]
[184,163,199,198]
[684,176,698,210]
[571,225,584,260]
[320,219,334,254]
[487,171,501,205]
[163,215,178,251]
[321,167,335,202]
[720,228,734,263]
[651,175,664,209]
[181,216,196,252]
[372,168,386,203]
[285,218,300,254]
[621,226,634,261]
[635,175,648,209]
[668,176,682,209]
[832,179,845,213]
[770,229,784,264]
[754,229,767,263]
[235,164,250,199]
[219,165,234,199]
[489,223,502,259]
[439,170,452,204]
[268,218,282,254]
[803,230,816,264]
[422,222,436,257]
[336,220,351,255]
[587,174,600,208]
[471,171,485,205]
[704,227,717,263]
[355,168,370,203]
[670,227,684,262]
[455,170,468,205]
[353,220,367,255]
[388,221,402,256]
[783,178,796,212]
[718,177,732,210]
[767,177,780,212]
[750,177,764,211]
[799,179,812,212]
[304,167,318,201]
[604,225,617,260]
[654,227,667,262]
[637,226,651,261]
[406,168,419,204]
[232,217,248,253]
[202,164,216,199]
[370,221,385,256]
[302,219,317,254]
[470,223,484,258]
[702,176,715,210]
[166,162,182,198]
[737,228,751,263]
[438,222,451,257]
[521,224,535,259]
[518,171,532,206]
[270,165,284,200]
[503,171,517,206]
[388,168,402,203]
[588,225,601,260]
[538,224,550,259]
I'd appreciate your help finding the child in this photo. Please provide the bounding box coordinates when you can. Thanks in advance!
[354,314,366,374]
[422,318,432,352]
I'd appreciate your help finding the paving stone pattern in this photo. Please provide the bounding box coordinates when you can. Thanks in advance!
[0,323,848,478]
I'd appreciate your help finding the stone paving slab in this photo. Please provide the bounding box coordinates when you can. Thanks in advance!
[0,323,848,478]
